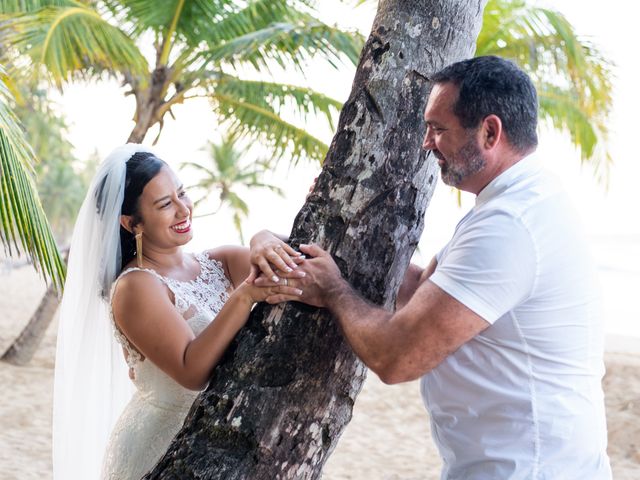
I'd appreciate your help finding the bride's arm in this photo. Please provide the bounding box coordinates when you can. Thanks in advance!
[111,271,301,390]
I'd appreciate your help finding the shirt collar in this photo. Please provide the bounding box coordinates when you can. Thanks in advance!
[475,153,540,207]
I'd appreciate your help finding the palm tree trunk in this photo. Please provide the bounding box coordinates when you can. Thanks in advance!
[127,66,170,144]
[1,284,59,365]
[1,249,68,366]
[127,106,154,144]
[145,1,485,478]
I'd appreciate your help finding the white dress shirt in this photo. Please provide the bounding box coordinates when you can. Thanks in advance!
[424,155,611,479]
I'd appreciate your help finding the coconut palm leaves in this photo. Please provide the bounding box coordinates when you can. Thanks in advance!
[198,19,363,70]
[181,135,283,244]
[477,0,613,179]
[13,85,90,241]
[1,3,150,85]
[0,0,362,286]
[0,64,65,288]
[210,75,340,164]
[1,0,364,162]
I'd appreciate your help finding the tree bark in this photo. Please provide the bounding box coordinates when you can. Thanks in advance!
[127,113,153,144]
[1,249,68,366]
[146,0,485,478]
[126,66,170,144]
[1,284,58,365]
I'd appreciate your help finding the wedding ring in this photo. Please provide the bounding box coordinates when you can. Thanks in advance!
[283,278,288,286]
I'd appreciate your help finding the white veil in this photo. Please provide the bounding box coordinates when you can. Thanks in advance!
[52,144,155,480]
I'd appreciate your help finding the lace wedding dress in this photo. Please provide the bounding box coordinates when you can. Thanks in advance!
[101,252,230,479]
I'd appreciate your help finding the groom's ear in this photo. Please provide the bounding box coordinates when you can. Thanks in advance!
[120,215,135,233]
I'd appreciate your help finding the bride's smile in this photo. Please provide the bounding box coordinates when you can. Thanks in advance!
[123,166,195,253]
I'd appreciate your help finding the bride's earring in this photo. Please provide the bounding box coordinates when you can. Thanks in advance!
[135,232,143,268]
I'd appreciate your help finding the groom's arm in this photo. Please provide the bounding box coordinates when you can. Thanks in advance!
[396,256,437,309]
[277,246,486,384]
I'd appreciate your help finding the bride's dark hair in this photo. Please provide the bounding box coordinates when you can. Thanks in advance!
[119,152,166,271]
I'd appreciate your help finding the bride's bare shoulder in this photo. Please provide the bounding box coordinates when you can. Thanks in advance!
[112,269,169,313]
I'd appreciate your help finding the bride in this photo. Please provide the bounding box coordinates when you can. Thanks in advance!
[52,144,304,479]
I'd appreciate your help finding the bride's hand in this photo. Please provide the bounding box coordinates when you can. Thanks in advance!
[235,276,303,305]
[247,230,303,284]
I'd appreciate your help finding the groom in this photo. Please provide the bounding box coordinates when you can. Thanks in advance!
[262,56,612,479]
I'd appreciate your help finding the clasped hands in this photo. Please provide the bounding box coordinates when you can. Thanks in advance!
[246,231,343,308]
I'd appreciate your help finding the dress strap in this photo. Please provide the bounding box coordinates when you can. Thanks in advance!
[114,266,168,288]
[109,268,168,368]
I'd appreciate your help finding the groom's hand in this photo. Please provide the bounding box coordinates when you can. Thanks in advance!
[256,243,346,308]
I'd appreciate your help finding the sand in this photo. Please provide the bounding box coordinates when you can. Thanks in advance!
[1,262,638,479]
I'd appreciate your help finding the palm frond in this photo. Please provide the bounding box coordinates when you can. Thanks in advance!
[477,0,613,177]
[10,80,87,242]
[102,0,232,42]
[243,181,284,196]
[212,92,329,164]
[211,74,343,131]
[539,82,612,184]
[199,0,308,47]
[103,0,323,51]
[0,66,65,289]
[0,66,23,103]
[179,160,218,177]
[537,83,597,160]
[1,5,148,87]
[0,0,74,14]
[226,190,249,216]
[231,211,244,244]
[198,20,363,73]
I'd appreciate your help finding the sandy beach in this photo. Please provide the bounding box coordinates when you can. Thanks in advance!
[1,262,638,479]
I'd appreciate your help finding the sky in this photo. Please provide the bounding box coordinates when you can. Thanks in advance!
[51,0,639,339]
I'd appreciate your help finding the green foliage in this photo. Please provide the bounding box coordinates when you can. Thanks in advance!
[181,135,284,243]
[12,85,92,241]
[212,92,330,167]
[1,0,365,163]
[213,75,343,130]
[1,4,149,87]
[0,63,65,289]
[477,0,613,181]
[202,74,344,165]
[0,0,363,278]
[199,19,363,71]
[0,0,74,13]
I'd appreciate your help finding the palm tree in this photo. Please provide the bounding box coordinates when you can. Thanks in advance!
[358,0,614,180]
[0,64,65,289]
[0,0,364,163]
[476,0,613,181]
[181,135,284,243]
